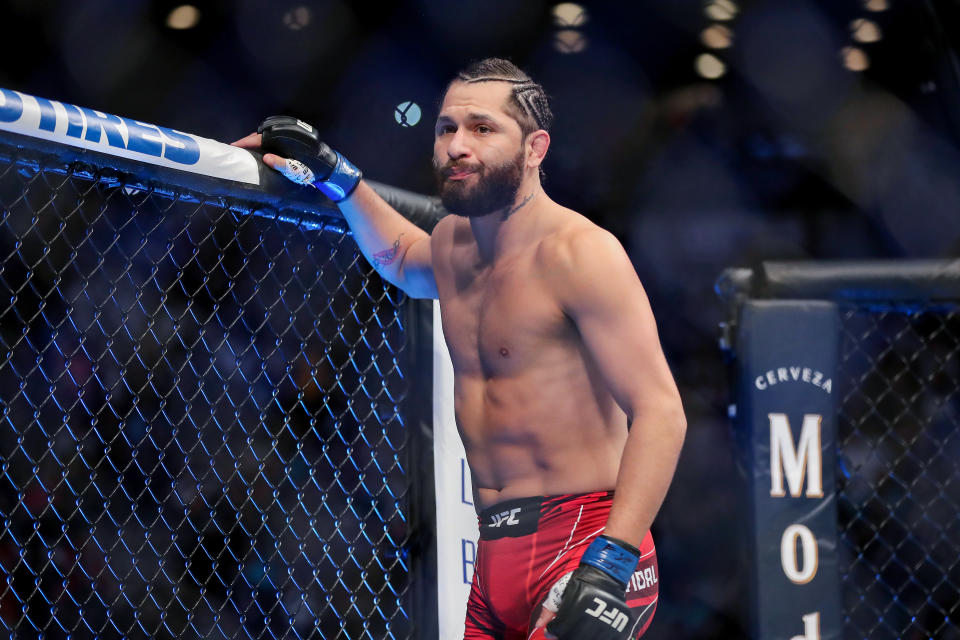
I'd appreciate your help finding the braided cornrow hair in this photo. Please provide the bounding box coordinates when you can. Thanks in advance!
[454,58,554,138]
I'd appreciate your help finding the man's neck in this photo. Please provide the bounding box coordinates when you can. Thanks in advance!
[470,183,545,264]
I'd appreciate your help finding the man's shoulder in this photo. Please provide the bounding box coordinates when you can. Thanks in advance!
[536,211,641,310]
[431,213,470,240]
[430,214,471,251]
[536,209,623,272]
[430,213,454,238]
[429,215,474,275]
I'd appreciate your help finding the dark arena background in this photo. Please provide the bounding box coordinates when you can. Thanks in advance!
[2,1,960,639]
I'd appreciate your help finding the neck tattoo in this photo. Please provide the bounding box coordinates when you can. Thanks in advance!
[505,192,534,218]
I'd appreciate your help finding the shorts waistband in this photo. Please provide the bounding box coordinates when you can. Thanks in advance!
[477,491,613,540]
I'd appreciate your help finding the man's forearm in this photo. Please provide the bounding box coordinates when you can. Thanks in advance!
[337,180,431,288]
[604,405,686,547]
[237,120,432,294]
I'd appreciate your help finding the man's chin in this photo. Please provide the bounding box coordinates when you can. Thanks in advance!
[436,160,523,218]
[439,195,499,219]
[439,185,492,218]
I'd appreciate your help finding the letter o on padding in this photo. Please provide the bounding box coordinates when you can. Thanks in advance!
[781,524,818,584]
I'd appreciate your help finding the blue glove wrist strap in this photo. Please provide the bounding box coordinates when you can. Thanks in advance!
[580,535,640,586]
[316,152,362,202]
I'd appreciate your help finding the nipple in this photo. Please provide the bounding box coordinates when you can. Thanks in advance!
[499,347,510,357]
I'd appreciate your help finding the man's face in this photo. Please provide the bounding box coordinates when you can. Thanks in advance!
[433,81,527,218]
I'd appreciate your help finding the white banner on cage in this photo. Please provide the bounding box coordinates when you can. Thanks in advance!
[0,87,260,184]
[432,300,480,640]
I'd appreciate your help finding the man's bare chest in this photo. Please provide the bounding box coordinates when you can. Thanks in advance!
[437,258,574,377]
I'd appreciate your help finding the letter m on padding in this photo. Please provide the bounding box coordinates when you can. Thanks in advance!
[768,413,824,498]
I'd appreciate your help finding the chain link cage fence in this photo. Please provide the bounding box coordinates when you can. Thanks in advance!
[720,264,960,640]
[837,305,960,640]
[0,136,420,639]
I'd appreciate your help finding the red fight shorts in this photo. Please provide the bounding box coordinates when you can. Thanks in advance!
[464,491,658,640]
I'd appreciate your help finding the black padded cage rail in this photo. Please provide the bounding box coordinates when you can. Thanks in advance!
[0,110,444,639]
[717,261,960,640]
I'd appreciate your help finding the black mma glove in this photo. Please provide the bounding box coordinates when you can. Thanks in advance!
[546,534,641,639]
[257,115,361,202]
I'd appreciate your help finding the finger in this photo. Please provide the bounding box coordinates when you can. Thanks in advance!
[270,156,317,185]
[262,153,287,170]
[230,132,262,148]
[534,606,554,629]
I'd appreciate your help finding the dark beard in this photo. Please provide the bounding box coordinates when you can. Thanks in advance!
[434,150,525,218]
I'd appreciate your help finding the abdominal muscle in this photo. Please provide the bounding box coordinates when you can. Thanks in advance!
[454,367,628,512]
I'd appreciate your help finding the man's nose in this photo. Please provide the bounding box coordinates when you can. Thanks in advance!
[446,129,471,159]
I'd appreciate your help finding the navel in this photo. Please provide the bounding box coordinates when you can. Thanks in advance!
[499,347,510,357]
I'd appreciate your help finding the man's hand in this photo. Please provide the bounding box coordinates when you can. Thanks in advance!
[231,116,361,202]
[233,117,438,300]
[535,535,641,639]
[231,132,292,175]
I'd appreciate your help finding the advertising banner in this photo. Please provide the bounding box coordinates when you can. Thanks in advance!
[736,300,843,640]
[0,87,259,184]
[432,301,479,639]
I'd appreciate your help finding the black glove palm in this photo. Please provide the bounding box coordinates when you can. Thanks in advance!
[546,534,641,639]
[546,564,637,639]
[258,116,338,181]
[257,115,361,202]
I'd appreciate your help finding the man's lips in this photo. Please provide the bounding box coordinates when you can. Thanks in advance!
[444,166,478,180]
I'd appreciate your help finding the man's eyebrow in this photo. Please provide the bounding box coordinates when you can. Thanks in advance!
[435,112,501,126]
[465,112,499,124]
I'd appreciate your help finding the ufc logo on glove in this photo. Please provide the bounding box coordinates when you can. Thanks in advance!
[585,598,630,632]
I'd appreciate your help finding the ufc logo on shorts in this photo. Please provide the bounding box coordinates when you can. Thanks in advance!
[489,507,521,528]
[585,598,629,632]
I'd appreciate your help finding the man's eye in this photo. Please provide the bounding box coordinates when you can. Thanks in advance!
[476,125,491,134]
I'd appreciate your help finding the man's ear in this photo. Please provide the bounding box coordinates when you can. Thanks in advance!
[527,130,551,168]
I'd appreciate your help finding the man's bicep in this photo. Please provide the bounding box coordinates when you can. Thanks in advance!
[579,285,678,417]
[561,238,679,417]
[398,234,438,299]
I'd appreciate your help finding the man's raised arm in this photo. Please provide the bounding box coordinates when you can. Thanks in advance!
[232,118,438,300]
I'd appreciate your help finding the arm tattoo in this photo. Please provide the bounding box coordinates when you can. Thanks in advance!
[372,233,403,268]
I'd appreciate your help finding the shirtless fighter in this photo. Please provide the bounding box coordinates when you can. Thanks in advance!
[233,58,686,639]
